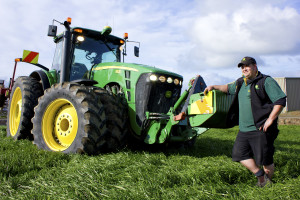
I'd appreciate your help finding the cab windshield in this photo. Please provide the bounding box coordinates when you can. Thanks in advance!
[70,36,121,80]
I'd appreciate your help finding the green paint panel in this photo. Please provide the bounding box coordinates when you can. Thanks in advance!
[91,62,183,135]
[45,70,58,85]
[144,121,161,144]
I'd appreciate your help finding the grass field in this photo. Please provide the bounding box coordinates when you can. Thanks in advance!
[0,125,299,199]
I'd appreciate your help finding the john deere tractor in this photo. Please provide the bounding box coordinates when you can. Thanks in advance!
[6,18,233,154]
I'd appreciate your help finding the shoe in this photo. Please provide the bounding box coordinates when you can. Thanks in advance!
[256,174,272,188]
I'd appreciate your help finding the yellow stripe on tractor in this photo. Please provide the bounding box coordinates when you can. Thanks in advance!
[93,66,139,72]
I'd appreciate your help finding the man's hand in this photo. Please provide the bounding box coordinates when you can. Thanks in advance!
[259,118,274,132]
[204,84,228,95]
[190,79,195,86]
[204,86,215,95]
[259,105,284,132]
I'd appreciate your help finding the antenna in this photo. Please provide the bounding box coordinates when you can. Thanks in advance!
[113,16,115,34]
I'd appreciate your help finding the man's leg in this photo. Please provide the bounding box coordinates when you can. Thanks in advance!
[262,129,278,180]
[240,158,260,174]
[232,131,271,186]
[240,159,270,186]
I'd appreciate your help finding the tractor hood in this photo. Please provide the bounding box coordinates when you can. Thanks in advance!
[92,62,183,79]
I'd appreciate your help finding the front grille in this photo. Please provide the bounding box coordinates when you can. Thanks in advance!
[147,83,181,113]
[135,73,182,126]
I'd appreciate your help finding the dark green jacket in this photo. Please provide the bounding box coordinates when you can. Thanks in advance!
[226,71,286,129]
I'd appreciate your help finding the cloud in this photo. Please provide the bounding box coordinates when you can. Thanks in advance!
[0,0,299,88]
[184,1,300,70]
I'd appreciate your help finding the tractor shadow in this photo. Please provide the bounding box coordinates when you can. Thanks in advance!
[165,137,235,158]
[126,136,235,159]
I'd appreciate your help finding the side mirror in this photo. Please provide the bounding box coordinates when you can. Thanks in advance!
[48,25,57,37]
[134,46,139,57]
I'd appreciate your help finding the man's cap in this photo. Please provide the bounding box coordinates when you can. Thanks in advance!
[238,56,256,67]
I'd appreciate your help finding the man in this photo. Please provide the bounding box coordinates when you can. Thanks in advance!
[204,56,286,187]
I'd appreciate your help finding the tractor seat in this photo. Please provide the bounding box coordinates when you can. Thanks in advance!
[70,63,88,81]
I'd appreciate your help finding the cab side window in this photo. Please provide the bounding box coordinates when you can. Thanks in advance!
[51,39,63,71]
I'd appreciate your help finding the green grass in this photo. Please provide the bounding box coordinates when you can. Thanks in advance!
[0,111,6,119]
[0,125,299,199]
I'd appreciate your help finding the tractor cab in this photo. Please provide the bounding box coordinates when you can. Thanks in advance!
[51,25,125,82]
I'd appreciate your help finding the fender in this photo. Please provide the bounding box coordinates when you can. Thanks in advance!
[30,70,50,91]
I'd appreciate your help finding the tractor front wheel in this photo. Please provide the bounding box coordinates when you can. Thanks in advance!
[31,83,108,154]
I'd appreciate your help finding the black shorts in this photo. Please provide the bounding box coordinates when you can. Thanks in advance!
[232,128,278,166]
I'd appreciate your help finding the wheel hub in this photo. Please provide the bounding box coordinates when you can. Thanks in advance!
[55,113,73,137]
[42,99,78,151]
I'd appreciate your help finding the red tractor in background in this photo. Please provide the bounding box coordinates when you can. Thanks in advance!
[0,80,9,109]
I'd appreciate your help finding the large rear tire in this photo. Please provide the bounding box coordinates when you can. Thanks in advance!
[7,76,43,140]
[93,87,129,151]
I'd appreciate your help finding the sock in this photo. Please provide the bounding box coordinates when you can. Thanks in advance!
[255,169,265,177]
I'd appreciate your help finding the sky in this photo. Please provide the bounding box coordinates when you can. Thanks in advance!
[0,0,300,89]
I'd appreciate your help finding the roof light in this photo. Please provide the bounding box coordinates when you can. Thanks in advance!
[15,58,21,62]
[74,29,83,33]
[67,17,72,24]
[77,36,85,42]
[124,33,128,40]
[150,74,158,81]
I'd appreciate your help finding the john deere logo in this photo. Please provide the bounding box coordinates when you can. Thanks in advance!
[242,58,246,61]
[165,91,172,98]
[255,85,259,90]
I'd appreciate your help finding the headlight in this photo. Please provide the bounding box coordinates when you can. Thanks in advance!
[77,36,85,42]
[180,81,182,86]
[150,74,158,81]
[159,76,166,82]
[167,77,173,83]
[174,79,179,85]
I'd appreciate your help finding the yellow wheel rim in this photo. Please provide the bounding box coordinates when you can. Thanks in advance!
[42,99,78,151]
[9,87,22,136]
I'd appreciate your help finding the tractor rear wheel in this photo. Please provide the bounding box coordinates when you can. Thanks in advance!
[7,76,43,140]
[93,87,129,151]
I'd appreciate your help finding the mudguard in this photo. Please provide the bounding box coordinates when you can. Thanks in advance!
[30,70,50,91]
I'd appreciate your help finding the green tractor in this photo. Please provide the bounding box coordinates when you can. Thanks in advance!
[6,18,232,154]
